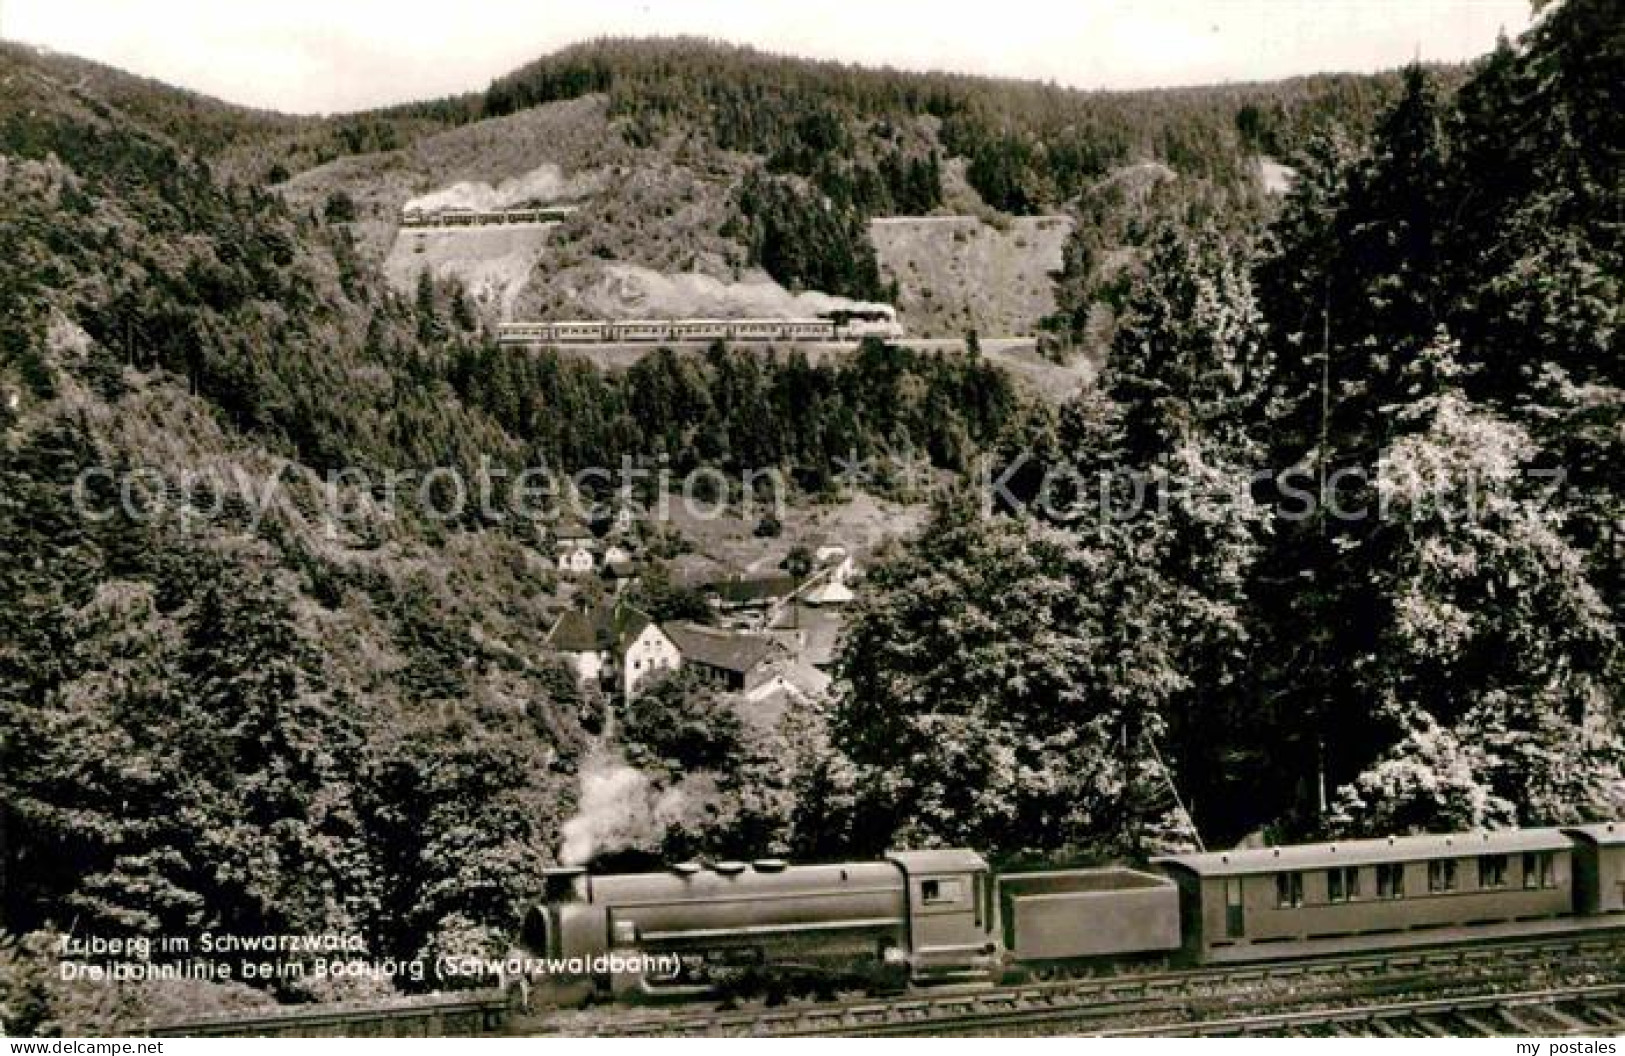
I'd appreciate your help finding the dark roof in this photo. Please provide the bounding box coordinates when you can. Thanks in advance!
[554,518,594,541]
[665,622,780,674]
[769,604,843,666]
[547,607,607,652]
[704,574,801,605]
[547,602,653,654]
[1153,827,1572,877]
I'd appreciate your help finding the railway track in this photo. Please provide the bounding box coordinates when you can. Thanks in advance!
[1119,983,1625,1038]
[147,932,1625,1037]
[149,990,509,1038]
[530,933,1625,1038]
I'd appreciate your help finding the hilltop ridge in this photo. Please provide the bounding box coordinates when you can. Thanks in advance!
[257,36,1426,347]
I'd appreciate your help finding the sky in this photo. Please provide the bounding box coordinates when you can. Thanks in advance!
[4,0,1537,115]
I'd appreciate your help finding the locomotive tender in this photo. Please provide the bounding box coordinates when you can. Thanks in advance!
[521,823,1625,1001]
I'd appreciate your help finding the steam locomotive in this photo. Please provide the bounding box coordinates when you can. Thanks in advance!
[520,823,1625,1002]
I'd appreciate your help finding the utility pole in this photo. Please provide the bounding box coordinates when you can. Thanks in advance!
[1316,280,1332,819]
[1318,280,1332,531]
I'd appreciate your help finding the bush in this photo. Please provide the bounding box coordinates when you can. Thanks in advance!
[323,191,358,224]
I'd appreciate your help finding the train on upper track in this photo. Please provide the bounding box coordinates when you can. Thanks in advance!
[520,822,1625,1002]
[400,205,577,228]
[496,309,903,347]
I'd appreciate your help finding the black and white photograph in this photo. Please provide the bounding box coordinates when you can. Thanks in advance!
[0,0,1621,1043]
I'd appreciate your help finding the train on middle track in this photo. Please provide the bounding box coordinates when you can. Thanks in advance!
[520,822,1625,1003]
[496,309,902,347]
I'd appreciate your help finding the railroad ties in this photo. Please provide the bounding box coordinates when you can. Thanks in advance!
[1141,983,1625,1038]
[150,934,1625,1038]
[544,933,1625,1038]
[147,990,511,1038]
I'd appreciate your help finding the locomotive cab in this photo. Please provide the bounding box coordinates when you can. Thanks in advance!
[885,850,1000,983]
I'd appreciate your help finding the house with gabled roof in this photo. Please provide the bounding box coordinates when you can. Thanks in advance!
[663,622,784,694]
[801,577,854,607]
[546,600,680,699]
[703,573,801,611]
[767,602,844,669]
[746,659,833,703]
[557,540,597,574]
[554,517,595,545]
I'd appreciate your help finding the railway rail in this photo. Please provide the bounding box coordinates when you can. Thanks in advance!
[148,990,509,1038]
[145,932,1625,1037]
[531,933,1625,1038]
[1119,983,1625,1038]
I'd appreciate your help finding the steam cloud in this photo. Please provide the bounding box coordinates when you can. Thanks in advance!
[404,163,596,214]
[559,750,693,865]
[574,263,896,321]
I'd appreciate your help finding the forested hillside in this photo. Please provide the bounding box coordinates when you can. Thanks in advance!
[0,43,1043,1033]
[1,6,1617,1032]
[484,37,1420,210]
[284,37,1423,325]
[481,38,1435,310]
[836,0,1622,856]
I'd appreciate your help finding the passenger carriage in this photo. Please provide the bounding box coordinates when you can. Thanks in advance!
[1153,828,1577,963]
[495,314,893,346]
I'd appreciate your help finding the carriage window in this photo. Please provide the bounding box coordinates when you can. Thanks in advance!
[1523,852,1556,889]
[1328,867,1360,902]
[921,878,964,904]
[1478,855,1508,889]
[1275,872,1303,908]
[1428,859,1458,893]
[1376,864,1405,899]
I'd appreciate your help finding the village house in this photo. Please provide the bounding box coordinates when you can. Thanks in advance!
[739,659,834,727]
[663,622,783,694]
[554,518,594,545]
[768,603,844,669]
[545,601,680,699]
[553,518,598,574]
[601,554,638,590]
[557,540,597,574]
[745,659,833,703]
[701,573,802,628]
[546,604,615,686]
[799,575,854,607]
[619,612,681,699]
